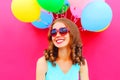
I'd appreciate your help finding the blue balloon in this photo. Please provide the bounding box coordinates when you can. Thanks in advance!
[64,0,70,6]
[94,0,105,1]
[32,11,53,29]
[81,1,112,32]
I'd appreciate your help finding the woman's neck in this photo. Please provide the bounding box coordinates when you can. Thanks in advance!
[57,47,71,61]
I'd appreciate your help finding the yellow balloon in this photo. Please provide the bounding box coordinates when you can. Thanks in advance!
[11,0,41,22]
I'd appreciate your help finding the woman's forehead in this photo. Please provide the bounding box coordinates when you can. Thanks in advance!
[52,22,67,29]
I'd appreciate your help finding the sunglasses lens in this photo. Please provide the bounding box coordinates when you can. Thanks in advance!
[59,28,68,35]
[51,29,57,37]
[50,27,69,37]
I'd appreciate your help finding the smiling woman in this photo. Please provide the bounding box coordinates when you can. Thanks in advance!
[36,18,89,80]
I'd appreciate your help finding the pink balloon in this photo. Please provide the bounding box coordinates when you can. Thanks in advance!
[69,0,93,18]
[68,0,80,7]
[70,6,82,18]
[68,0,105,7]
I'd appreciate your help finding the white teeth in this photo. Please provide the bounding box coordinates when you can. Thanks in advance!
[56,39,64,43]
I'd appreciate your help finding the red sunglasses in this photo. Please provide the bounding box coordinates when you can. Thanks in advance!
[50,27,70,37]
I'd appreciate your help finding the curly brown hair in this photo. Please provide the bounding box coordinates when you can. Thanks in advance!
[44,18,85,66]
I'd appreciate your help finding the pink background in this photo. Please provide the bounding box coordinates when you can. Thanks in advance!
[0,0,120,80]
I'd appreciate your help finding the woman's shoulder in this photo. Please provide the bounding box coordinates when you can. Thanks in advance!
[36,56,48,73]
[37,56,46,63]
[79,59,89,80]
[80,58,89,73]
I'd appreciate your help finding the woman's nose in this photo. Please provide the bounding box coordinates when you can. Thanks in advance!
[56,32,61,37]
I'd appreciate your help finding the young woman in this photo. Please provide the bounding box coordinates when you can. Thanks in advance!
[36,18,89,80]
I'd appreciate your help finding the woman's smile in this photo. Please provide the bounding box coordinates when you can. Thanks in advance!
[56,38,65,44]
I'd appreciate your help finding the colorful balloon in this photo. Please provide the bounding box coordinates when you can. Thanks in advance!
[94,0,105,1]
[68,0,92,8]
[69,0,93,18]
[32,11,53,29]
[55,0,70,14]
[11,0,41,22]
[37,0,65,13]
[97,24,110,32]
[70,6,82,18]
[65,0,70,6]
[81,1,112,32]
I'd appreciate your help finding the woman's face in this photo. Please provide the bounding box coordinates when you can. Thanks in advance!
[51,22,70,48]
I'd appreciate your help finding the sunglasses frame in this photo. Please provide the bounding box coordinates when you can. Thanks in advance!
[50,27,70,37]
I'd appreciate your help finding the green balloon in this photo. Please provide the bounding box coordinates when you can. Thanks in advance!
[55,4,69,14]
[37,0,65,13]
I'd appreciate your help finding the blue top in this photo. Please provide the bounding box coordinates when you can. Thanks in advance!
[45,61,80,80]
